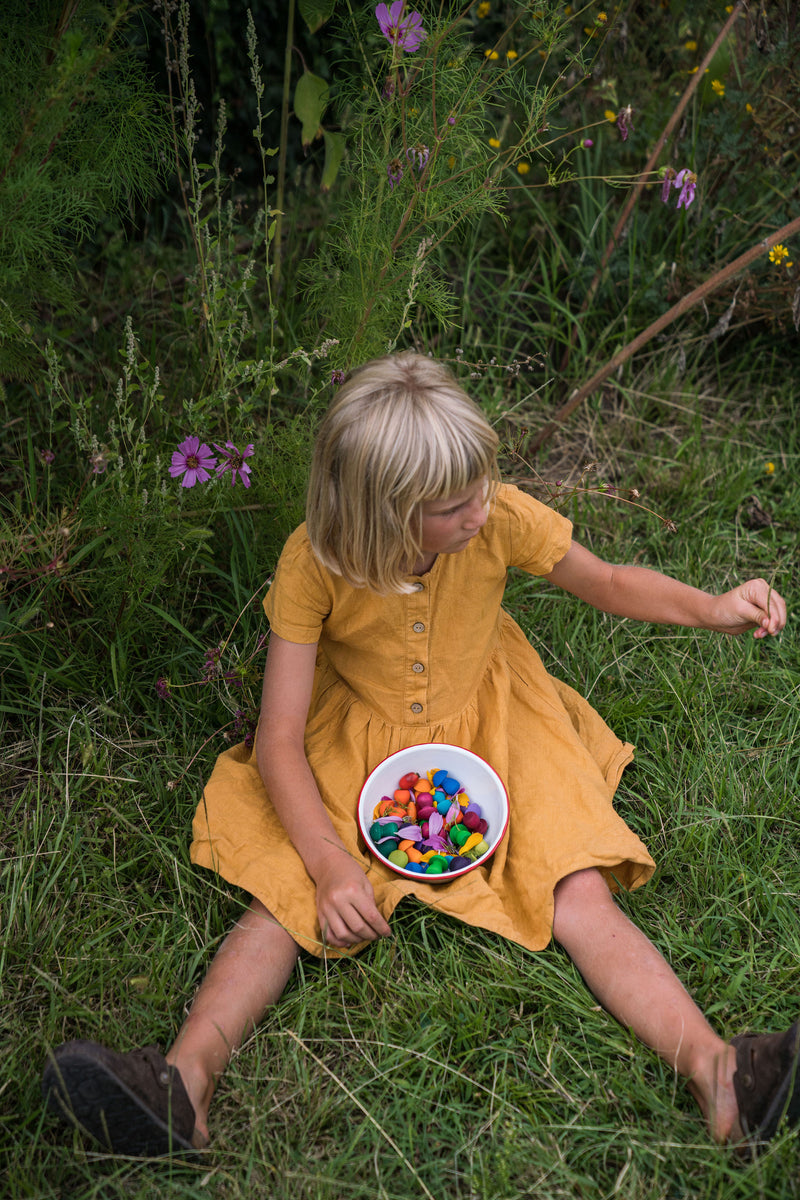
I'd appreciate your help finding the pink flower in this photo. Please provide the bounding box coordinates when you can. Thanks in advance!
[660,166,697,210]
[375,2,427,53]
[674,168,697,209]
[169,436,217,487]
[660,166,677,202]
[213,441,254,487]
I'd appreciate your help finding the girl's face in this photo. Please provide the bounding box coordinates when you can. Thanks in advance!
[417,478,489,560]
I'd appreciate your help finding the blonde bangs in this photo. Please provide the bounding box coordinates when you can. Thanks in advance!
[307,353,500,593]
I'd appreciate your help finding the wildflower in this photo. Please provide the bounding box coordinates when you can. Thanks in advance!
[388,157,404,188]
[331,369,346,385]
[674,168,697,209]
[765,462,776,474]
[155,677,172,700]
[684,39,697,51]
[406,143,430,172]
[580,138,594,148]
[201,644,223,683]
[382,75,396,100]
[484,48,499,59]
[604,109,617,123]
[517,162,530,175]
[169,435,217,488]
[375,2,427,52]
[89,450,108,475]
[477,0,490,15]
[232,708,258,749]
[746,102,754,114]
[616,105,634,140]
[213,441,255,488]
[39,448,55,465]
[447,115,456,125]
[660,165,677,202]
[506,49,518,60]
[488,136,501,149]
[597,11,608,22]
[711,78,725,97]
[769,244,793,267]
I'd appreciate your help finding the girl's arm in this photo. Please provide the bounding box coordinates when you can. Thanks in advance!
[255,632,391,949]
[545,541,787,637]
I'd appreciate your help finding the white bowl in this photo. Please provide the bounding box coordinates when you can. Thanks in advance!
[357,743,509,882]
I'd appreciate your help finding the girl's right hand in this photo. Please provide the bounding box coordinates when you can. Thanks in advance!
[314,860,392,948]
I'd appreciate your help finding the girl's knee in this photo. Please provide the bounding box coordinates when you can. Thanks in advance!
[552,867,613,943]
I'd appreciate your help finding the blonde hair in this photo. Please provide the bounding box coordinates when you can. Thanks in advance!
[306,351,500,593]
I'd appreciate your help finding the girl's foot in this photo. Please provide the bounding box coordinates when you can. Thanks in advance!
[42,1040,200,1156]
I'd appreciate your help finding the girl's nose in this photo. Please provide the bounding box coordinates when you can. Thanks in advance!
[465,498,488,531]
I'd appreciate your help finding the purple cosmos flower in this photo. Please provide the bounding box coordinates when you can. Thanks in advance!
[388,157,404,189]
[213,441,254,488]
[375,2,427,53]
[155,677,172,700]
[331,369,346,385]
[39,448,56,465]
[169,436,217,488]
[674,168,697,210]
[406,143,430,172]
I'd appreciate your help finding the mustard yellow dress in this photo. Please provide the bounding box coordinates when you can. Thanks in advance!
[191,484,655,956]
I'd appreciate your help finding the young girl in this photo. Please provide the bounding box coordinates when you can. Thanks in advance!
[44,351,796,1157]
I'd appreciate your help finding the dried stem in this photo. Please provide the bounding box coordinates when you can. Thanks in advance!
[530,213,800,453]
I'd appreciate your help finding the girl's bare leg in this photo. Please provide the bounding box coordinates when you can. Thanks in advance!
[552,868,740,1142]
[165,897,300,1143]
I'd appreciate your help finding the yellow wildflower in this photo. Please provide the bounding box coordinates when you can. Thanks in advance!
[712,78,725,96]
[769,244,793,267]
[517,162,530,175]
[477,1,490,16]
[604,109,617,122]
[506,49,518,60]
[684,40,697,51]
[488,137,501,148]
[765,462,776,474]
[746,102,754,113]
[484,48,499,59]
[597,11,608,22]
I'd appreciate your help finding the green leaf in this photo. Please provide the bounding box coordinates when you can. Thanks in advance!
[321,130,345,191]
[298,0,336,34]
[294,70,330,148]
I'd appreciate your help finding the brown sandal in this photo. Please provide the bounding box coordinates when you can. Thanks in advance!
[42,1039,197,1156]
[732,1022,800,1145]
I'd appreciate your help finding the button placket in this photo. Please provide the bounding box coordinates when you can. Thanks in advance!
[406,581,430,720]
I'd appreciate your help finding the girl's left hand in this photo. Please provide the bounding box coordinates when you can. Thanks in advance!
[709,579,787,638]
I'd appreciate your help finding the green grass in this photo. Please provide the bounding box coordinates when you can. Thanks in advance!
[3,361,800,1197]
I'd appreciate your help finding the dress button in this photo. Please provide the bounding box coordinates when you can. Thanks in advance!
[410,702,423,714]
[412,662,424,673]
[412,621,425,633]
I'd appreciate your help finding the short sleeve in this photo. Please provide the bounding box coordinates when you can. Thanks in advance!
[263,524,332,644]
[497,484,572,576]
